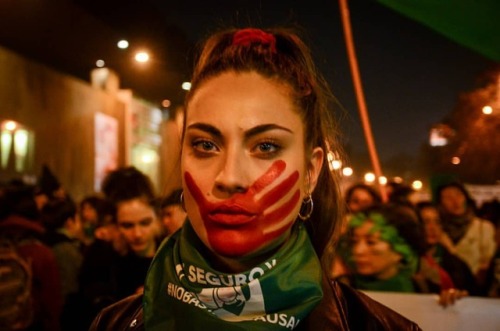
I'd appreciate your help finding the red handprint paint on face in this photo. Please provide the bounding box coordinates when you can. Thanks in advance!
[184,160,300,256]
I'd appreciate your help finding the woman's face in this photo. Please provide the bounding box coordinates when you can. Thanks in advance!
[182,71,323,258]
[440,186,467,216]
[351,220,402,279]
[348,188,375,213]
[81,202,98,225]
[116,198,159,257]
[419,206,442,245]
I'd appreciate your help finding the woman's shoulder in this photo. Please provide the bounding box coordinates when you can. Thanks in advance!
[460,217,496,241]
[305,278,422,330]
[89,294,144,331]
[469,217,495,231]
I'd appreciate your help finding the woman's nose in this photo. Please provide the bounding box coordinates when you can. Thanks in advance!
[214,149,249,195]
[132,225,143,238]
[352,240,367,255]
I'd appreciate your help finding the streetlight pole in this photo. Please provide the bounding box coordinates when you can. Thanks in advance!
[338,0,387,202]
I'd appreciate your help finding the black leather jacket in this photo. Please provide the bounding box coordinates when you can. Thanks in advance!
[89,277,421,330]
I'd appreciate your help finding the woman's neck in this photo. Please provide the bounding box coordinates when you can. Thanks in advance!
[136,242,157,258]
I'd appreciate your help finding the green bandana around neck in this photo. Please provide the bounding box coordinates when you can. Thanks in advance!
[143,221,323,330]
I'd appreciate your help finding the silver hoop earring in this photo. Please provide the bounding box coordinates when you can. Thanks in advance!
[180,191,186,212]
[298,195,313,221]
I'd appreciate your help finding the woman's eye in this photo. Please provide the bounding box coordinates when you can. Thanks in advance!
[192,140,218,153]
[254,141,281,156]
[118,222,133,230]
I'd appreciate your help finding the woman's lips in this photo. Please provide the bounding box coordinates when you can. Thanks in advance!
[207,205,257,226]
[131,240,147,248]
[208,213,257,226]
[354,260,370,270]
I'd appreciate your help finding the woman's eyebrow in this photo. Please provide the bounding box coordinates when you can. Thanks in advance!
[244,124,293,139]
[186,123,222,138]
[186,123,292,140]
[118,216,153,225]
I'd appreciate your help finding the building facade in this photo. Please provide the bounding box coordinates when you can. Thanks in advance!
[0,45,181,201]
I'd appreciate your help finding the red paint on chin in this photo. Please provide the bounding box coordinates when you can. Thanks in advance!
[185,160,300,256]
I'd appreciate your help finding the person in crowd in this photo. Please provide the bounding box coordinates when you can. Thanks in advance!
[78,194,115,246]
[34,164,68,210]
[41,197,84,330]
[338,204,468,307]
[159,188,187,237]
[78,195,125,252]
[484,220,500,297]
[477,198,500,227]
[387,182,418,209]
[0,181,63,331]
[100,166,162,299]
[415,201,478,296]
[436,182,497,287]
[78,167,161,330]
[345,182,383,214]
[77,200,126,331]
[90,27,421,330]
[338,204,426,293]
[331,182,383,279]
[91,210,127,253]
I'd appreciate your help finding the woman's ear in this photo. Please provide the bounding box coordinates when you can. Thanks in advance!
[306,147,324,194]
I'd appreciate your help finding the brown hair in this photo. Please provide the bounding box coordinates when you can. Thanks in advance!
[183,27,345,266]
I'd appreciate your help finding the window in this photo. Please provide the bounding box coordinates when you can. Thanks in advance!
[1,120,33,173]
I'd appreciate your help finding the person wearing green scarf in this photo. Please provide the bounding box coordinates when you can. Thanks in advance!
[340,205,426,293]
[89,27,421,330]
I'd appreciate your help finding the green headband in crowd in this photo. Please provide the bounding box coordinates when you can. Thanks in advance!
[348,211,418,273]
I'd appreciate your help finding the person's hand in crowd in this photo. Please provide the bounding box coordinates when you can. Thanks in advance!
[438,288,468,308]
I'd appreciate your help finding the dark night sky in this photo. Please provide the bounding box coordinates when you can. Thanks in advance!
[149,0,498,168]
[1,0,497,174]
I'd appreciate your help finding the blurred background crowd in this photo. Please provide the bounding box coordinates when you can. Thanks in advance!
[0,166,185,331]
[1,165,498,331]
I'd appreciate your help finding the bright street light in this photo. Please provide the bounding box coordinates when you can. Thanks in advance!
[3,120,17,131]
[482,105,493,115]
[331,160,342,170]
[342,167,353,177]
[451,156,461,165]
[392,176,403,183]
[162,99,171,108]
[135,51,150,63]
[412,180,423,190]
[117,40,129,49]
[364,172,375,183]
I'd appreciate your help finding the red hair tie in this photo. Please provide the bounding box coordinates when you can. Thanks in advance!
[232,28,277,53]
